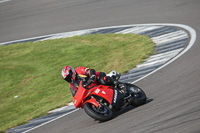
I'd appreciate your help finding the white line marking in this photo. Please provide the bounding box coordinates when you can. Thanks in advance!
[131,26,164,34]
[0,0,10,3]
[152,31,188,44]
[137,57,171,68]
[117,26,146,34]
[22,109,79,133]
[152,30,186,40]
[146,49,183,62]
[131,24,196,84]
[145,53,179,63]
[1,23,195,132]
[116,26,163,34]
[40,30,94,41]
[48,102,75,113]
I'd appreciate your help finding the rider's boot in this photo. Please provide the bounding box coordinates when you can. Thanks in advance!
[118,84,130,97]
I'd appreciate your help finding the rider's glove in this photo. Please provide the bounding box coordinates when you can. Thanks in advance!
[83,75,96,89]
[82,81,88,88]
[104,76,115,86]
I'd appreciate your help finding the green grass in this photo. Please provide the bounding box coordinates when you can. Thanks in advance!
[0,33,155,131]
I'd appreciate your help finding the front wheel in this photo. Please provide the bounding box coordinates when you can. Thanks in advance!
[127,84,147,106]
[84,102,113,121]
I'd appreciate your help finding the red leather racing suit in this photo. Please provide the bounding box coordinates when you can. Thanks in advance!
[69,66,111,96]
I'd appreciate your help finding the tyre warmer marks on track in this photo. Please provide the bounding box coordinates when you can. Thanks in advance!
[5,24,190,133]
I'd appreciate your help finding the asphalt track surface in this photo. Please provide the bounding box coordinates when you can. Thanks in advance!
[1,0,200,133]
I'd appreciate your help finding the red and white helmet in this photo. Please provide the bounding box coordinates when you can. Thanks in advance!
[61,66,76,82]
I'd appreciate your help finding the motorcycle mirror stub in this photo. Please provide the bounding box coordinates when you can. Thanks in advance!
[106,70,117,77]
[116,72,121,81]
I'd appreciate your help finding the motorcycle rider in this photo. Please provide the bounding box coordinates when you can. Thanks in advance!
[61,66,114,96]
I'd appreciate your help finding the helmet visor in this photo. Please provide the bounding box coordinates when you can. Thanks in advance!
[65,70,73,82]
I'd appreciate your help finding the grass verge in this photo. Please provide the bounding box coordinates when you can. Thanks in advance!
[0,33,155,131]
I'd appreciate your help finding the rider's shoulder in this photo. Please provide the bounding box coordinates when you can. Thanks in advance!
[76,66,86,70]
[76,66,87,74]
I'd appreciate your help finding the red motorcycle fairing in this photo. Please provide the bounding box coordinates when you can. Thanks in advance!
[88,85,114,105]
[83,97,99,108]
[73,81,114,109]
[73,81,87,108]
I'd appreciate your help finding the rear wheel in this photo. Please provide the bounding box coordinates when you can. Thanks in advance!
[84,102,113,121]
[127,84,146,106]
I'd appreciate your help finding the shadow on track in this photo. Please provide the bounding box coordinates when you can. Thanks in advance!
[97,98,153,123]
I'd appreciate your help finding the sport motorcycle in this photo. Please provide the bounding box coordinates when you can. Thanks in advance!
[70,71,146,121]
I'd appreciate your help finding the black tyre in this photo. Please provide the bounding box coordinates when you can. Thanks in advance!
[127,84,146,106]
[84,102,113,121]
